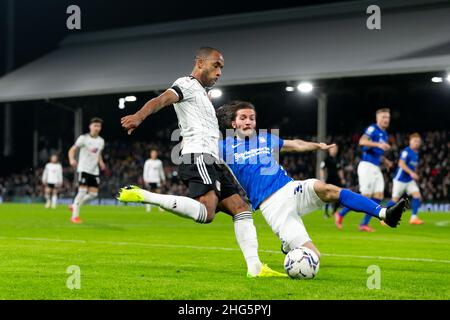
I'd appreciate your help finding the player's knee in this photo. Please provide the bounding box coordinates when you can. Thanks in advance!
[315,181,340,202]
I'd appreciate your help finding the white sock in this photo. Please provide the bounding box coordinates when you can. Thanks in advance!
[81,192,98,205]
[140,189,208,223]
[233,211,262,276]
[51,194,57,208]
[379,208,387,220]
[72,189,87,218]
[145,204,152,212]
[45,193,51,207]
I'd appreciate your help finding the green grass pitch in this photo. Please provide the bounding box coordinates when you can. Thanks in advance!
[0,203,449,299]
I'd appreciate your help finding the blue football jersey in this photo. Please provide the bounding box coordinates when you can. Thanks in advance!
[220,133,293,210]
[393,147,419,183]
[361,124,388,166]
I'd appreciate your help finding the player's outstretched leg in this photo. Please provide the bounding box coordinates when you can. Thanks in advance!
[118,185,209,223]
[314,181,409,228]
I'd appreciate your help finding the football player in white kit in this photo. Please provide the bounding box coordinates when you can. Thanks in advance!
[68,117,106,224]
[143,149,166,212]
[42,154,63,209]
[119,47,284,278]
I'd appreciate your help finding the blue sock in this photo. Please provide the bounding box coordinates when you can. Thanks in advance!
[338,190,382,218]
[412,198,421,216]
[386,200,395,207]
[360,198,381,225]
[339,207,351,217]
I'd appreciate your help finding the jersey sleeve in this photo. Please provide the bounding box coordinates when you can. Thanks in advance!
[363,125,376,139]
[400,150,409,161]
[74,135,85,147]
[169,77,194,102]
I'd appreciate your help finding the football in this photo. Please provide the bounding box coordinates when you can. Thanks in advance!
[284,246,320,279]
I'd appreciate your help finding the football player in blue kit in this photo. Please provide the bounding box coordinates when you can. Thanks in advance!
[389,133,423,225]
[217,101,408,258]
[336,108,394,232]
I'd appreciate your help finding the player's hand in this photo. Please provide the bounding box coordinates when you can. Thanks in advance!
[70,159,77,168]
[317,143,336,150]
[121,114,143,135]
[410,172,419,181]
[99,162,106,171]
[378,142,391,151]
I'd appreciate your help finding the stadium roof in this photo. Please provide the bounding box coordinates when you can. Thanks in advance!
[1,0,450,102]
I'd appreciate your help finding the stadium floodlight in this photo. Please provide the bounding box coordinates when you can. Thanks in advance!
[431,77,443,83]
[285,86,295,92]
[118,98,126,109]
[446,74,450,83]
[209,89,222,99]
[125,96,137,102]
[297,82,314,93]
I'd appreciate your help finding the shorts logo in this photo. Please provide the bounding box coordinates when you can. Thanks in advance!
[216,180,221,192]
[294,183,303,195]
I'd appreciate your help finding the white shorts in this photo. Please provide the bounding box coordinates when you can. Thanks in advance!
[357,161,385,195]
[259,179,324,252]
[392,180,420,198]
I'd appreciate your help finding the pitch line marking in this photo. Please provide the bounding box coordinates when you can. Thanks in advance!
[1,236,449,264]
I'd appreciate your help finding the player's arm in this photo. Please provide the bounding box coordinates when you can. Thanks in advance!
[121,90,179,135]
[281,139,336,153]
[398,159,419,180]
[381,156,394,169]
[143,161,149,184]
[42,165,48,185]
[68,145,78,168]
[359,134,390,151]
[57,165,63,187]
[159,163,166,183]
[98,153,106,171]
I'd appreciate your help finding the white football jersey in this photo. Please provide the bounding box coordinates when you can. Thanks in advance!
[42,162,63,185]
[143,159,166,184]
[75,134,105,175]
[168,76,220,159]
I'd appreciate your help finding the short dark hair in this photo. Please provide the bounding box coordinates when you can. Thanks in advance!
[216,100,256,133]
[195,47,221,60]
[90,117,103,124]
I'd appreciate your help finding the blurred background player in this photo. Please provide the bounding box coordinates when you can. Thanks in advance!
[336,108,393,232]
[68,117,106,224]
[41,154,63,209]
[320,145,346,218]
[143,149,166,212]
[389,133,423,225]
